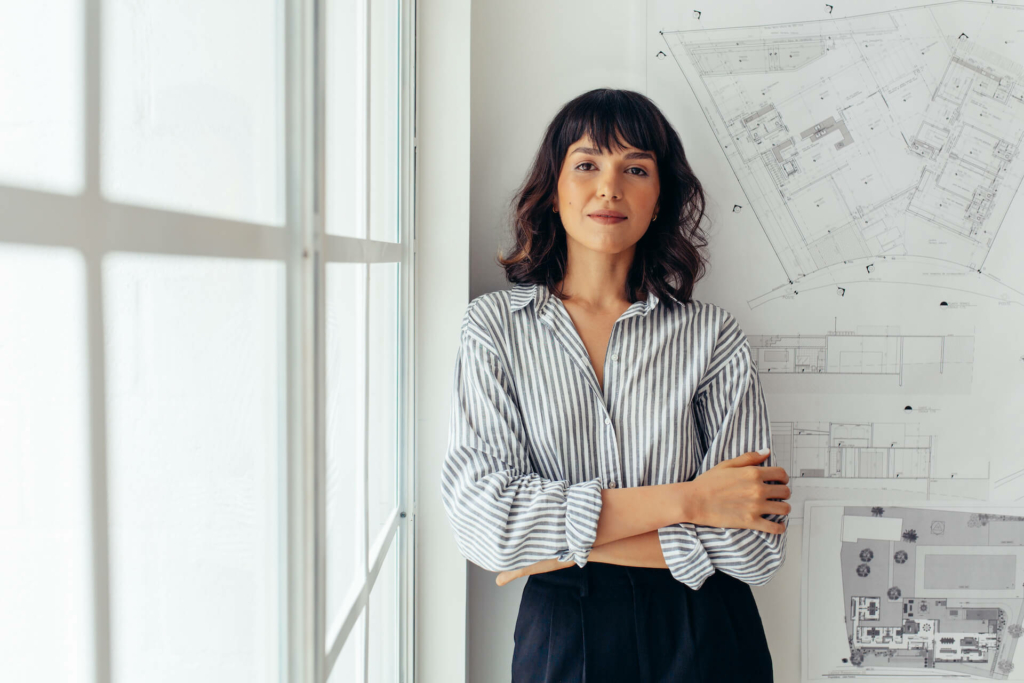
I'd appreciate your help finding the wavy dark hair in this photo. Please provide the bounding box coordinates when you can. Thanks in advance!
[497,88,709,305]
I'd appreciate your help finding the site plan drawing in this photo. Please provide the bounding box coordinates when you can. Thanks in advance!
[662,3,1024,308]
[804,502,1024,680]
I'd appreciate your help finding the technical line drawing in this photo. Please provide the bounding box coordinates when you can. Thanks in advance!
[993,468,1024,503]
[773,422,990,520]
[804,503,1024,680]
[749,330,975,393]
[843,507,1024,678]
[773,421,935,480]
[662,3,1024,308]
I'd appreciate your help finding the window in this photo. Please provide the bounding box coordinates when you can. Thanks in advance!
[0,1,415,681]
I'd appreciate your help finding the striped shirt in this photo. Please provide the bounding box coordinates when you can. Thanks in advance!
[439,281,788,590]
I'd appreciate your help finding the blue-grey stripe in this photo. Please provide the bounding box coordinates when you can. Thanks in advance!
[440,281,788,590]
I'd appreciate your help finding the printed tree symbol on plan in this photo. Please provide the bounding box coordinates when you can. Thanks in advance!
[831,505,1024,679]
[871,507,885,517]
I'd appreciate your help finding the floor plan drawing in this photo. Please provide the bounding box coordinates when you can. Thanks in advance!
[804,503,1024,680]
[749,330,975,393]
[662,3,1024,308]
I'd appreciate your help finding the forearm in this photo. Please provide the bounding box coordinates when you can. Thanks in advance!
[592,481,695,548]
[589,530,668,569]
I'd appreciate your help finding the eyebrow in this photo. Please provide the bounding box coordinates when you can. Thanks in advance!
[569,146,656,162]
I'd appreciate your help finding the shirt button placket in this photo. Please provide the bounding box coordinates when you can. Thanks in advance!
[603,414,619,488]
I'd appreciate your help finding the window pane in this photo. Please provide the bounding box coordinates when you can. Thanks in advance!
[369,0,400,243]
[102,0,284,225]
[368,537,399,682]
[326,262,367,631]
[0,1,83,194]
[0,245,92,682]
[368,262,398,545]
[325,0,363,238]
[329,610,364,683]
[104,254,283,683]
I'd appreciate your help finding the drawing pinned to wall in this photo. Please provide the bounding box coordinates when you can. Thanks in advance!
[647,3,1024,680]
[659,3,1024,308]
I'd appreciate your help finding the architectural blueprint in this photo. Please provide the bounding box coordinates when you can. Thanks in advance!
[804,502,1024,680]
[646,0,1024,521]
[661,3,1024,308]
[647,4,1024,680]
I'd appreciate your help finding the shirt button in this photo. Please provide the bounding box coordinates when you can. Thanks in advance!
[604,417,611,425]
[607,480,617,489]
[611,353,618,361]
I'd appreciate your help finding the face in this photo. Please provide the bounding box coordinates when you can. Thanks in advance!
[553,132,660,257]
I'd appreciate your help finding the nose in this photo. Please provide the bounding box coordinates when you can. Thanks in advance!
[597,169,622,200]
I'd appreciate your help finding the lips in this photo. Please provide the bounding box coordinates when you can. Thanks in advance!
[589,211,627,224]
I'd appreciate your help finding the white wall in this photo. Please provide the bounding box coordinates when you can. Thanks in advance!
[415,0,472,681]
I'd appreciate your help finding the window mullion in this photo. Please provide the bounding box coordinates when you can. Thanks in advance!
[83,0,112,682]
[361,0,373,680]
[284,0,321,681]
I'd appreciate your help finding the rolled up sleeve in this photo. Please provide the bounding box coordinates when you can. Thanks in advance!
[659,307,788,590]
[440,304,604,572]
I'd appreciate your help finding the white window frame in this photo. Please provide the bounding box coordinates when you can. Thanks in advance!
[0,0,417,681]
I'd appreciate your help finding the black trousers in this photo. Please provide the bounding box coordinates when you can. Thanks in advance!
[511,562,773,682]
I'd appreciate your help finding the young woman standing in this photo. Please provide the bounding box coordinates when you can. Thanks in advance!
[440,88,791,682]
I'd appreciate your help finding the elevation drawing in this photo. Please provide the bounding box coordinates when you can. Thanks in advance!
[749,330,974,393]
[773,422,990,520]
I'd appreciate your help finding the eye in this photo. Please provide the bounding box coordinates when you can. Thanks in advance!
[575,161,649,176]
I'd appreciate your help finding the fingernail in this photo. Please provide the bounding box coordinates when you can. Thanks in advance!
[756,448,770,455]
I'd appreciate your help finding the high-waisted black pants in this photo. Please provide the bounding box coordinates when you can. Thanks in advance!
[511,562,773,682]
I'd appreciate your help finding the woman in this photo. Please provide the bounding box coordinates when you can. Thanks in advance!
[440,88,791,682]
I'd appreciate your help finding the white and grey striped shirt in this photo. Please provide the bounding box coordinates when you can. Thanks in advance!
[440,281,788,590]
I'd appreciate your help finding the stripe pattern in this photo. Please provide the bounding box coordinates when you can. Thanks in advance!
[440,282,787,590]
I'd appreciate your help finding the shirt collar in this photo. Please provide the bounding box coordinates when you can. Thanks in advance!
[509,282,666,316]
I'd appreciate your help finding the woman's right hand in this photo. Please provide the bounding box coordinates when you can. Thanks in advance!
[685,450,791,534]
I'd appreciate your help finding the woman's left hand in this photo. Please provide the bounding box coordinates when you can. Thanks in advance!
[495,558,575,587]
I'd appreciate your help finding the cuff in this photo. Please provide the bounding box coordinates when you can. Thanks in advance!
[658,523,715,590]
[556,477,605,567]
